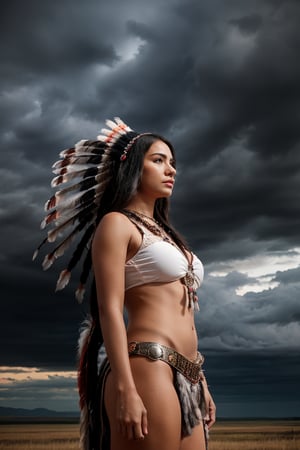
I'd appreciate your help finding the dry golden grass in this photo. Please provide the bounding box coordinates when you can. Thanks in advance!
[209,420,300,450]
[0,420,299,449]
[0,423,79,450]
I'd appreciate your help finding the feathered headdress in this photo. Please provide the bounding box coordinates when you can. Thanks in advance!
[33,117,144,302]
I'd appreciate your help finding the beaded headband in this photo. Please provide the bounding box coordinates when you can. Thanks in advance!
[120,132,151,161]
[33,117,148,302]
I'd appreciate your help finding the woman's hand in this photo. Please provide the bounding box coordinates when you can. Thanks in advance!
[116,387,148,440]
[205,389,216,429]
[201,374,216,429]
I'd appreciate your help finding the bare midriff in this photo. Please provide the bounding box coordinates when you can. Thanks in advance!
[125,279,198,361]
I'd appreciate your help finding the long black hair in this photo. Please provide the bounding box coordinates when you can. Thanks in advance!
[78,132,189,448]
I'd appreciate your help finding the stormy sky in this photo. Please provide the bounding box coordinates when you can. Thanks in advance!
[1,0,300,418]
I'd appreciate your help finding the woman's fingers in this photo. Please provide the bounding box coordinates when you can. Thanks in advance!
[141,409,148,437]
[131,409,148,440]
[119,410,148,440]
[206,397,216,429]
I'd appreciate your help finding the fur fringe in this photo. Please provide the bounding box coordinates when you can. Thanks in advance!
[174,371,209,447]
[174,371,202,436]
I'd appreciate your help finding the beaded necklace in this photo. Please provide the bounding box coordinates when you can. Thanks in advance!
[123,209,173,242]
[122,209,199,310]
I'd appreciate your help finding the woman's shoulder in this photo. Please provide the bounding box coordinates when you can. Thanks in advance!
[101,211,130,225]
[94,211,133,241]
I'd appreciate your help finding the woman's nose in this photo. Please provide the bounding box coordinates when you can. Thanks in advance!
[170,166,176,177]
[167,164,176,177]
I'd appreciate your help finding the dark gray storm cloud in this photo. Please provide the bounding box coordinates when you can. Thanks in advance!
[1,0,299,415]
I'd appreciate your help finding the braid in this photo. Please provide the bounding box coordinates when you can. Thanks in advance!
[78,281,103,450]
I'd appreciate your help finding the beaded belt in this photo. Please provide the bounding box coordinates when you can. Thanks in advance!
[128,341,205,384]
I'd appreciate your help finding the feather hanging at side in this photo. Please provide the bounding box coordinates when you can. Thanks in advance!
[46,219,92,268]
[65,224,95,273]
[75,284,86,304]
[77,316,93,450]
[56,269,71,291]
[32,237,48,261]
[77,317,92,408]
[42,253,56,271]
[47,204,96,243]
[75,246,93,303]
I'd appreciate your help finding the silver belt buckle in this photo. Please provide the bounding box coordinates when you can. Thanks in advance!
[147,343,163,360]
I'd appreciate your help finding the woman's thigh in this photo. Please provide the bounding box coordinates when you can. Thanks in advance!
[104,357,182,450]
[180,421,206,450]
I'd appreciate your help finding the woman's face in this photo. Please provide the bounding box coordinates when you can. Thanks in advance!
[138,140,176,199]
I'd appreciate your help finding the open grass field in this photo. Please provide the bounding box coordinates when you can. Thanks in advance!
[209,420,300,450]
[0,420,299,449]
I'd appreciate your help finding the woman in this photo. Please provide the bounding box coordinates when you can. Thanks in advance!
[34,118,216,450]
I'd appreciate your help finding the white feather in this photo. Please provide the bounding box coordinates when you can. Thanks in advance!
[59,140,89,157]
[56,269,71,291]
[51,169,88,187]
[105,119,117,129]
[32,249,38,261]
[42,254,55,270]
[75,285,86,304]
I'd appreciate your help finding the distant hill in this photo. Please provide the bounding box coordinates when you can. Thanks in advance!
[0,406,79,418]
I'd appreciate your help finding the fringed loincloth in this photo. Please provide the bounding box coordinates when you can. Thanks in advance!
[82,342,209,449]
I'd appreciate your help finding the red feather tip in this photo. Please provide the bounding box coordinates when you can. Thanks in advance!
[41,210,59,229]
[45,195,57,211]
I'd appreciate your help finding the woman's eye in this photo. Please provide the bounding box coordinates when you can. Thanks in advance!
[154,158,163,163]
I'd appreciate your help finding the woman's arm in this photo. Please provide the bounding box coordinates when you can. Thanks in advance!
[92,212,148,440]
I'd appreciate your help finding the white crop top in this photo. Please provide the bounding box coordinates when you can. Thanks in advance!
[125,223,204,292]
